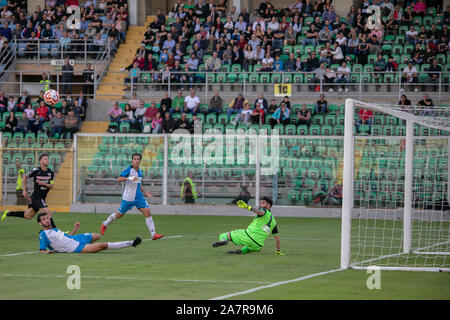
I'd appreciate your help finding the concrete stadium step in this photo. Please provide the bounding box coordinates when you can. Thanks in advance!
[1,204,71,213]
[96,19,151,100]
[80,121,110,133]
[45,151,73,207]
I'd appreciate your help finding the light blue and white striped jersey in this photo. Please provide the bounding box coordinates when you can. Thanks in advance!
[39,228,79,253]
[120,166,144,202]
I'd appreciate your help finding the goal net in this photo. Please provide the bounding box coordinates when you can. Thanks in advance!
[341,99,450,272]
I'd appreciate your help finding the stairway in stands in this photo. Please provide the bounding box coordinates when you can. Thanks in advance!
[45,148,73,212]
[96,17,154,100]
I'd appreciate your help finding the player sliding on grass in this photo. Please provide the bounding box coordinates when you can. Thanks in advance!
[2,153,58,228]
[212,197,284,255]
[38,212,141,253]
[100,153,164,240]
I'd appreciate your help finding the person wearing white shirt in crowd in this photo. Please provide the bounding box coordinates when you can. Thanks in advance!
[331,41,345,64]
[292,15,302,34]
[334,62,351,92]
[235,15,247,32]
[401,61,419,92]
[252,16,266,32]
[267,16,279,31]
[248,33,261,51]
[224,15,234,31]
[230,6,239,22]
[252,45,265,64]
[184,89,201,115]
[232,102,253,126]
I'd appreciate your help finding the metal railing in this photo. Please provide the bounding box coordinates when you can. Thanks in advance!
[97,70,450,104]
[13,37,111,66]
[0,69,102,98]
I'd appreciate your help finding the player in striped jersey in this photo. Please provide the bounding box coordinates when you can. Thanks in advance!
[38,212,141,253]
[100,153,163,240]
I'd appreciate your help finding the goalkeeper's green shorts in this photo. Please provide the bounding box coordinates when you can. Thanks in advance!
[229,229,262,253]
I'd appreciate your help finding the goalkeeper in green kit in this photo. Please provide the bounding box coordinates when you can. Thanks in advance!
[212,197,284,255]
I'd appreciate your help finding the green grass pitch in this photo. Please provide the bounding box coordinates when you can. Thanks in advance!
[0,212,449,300]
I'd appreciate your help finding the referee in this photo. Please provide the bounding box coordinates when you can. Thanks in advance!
[15,160,27,205]
[1,153,57,228]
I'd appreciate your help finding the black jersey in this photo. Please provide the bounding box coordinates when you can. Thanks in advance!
[26,166,55,198]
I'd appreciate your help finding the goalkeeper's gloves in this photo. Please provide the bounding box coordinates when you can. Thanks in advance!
[276,250,285,256]
[237,200,252,211]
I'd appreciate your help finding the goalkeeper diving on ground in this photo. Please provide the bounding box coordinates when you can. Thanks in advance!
[212,197,284,255]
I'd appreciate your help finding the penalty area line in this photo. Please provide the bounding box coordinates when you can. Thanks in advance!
[0,251,38,257]
[0,273,270,285]
[0,235,184,256]
[210,268,345,300]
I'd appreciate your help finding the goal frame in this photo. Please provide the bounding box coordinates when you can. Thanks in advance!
[340,98,450,272]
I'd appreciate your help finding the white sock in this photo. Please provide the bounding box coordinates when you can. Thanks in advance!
[103,213,117,226]
[145,216,156,238]
[107,241,132,250]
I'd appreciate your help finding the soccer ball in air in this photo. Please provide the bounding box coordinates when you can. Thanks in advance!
[43,89,60,106]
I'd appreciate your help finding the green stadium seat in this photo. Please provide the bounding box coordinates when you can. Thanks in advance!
[309,125,320,135]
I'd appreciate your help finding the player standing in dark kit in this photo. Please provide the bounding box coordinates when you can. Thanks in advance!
[1,153,57,228]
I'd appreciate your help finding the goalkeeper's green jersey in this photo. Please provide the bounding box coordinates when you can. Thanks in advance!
[245,208,277,247]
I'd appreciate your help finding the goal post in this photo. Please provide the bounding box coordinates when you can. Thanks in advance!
[341,98,450,272]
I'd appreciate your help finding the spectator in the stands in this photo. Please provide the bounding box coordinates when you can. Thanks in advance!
[355,108,373,134]
[231,102,253,127]
[250,102,265,125]
[109,101,122,124]
[297,103,311,126]
[151,112,162,134]
[62,110,79,139]
[50,111,65,138]
[3,111,16,132]
[133,102,145,132]
[15,90,30,112]
[184,89,201,115]
[162,112,176,134]
[401,61,419,92]
[143,100,158,126]
[227,93,247,122]
[177,112,192,131]
[270,102,290,127]
[207,91,223,116]
[253,92,268,111]
[418,93,434,116]
[315,94,328,114]
[398,94,412,111]
[334,61,351,92]
[73,100,85,120]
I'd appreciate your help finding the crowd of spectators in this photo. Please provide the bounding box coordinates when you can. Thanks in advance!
[0,0,129,61]
[0,86,88,139]
[120,0,447,92]
[107,88,433,135]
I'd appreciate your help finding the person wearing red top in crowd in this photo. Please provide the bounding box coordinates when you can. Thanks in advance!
[36,101,49,120]
[143,101,159,126]
[355,108,373,134]
[36,100,49,129]
[65,0,79,6]
[250,102,265,125]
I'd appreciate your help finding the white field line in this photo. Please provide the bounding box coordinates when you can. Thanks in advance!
[0,251,38,257]
[0,273,270,285]
[0,235,184,257]
[210,268,344,300]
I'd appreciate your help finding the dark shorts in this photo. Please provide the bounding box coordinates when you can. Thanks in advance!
[28,193,48,213]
